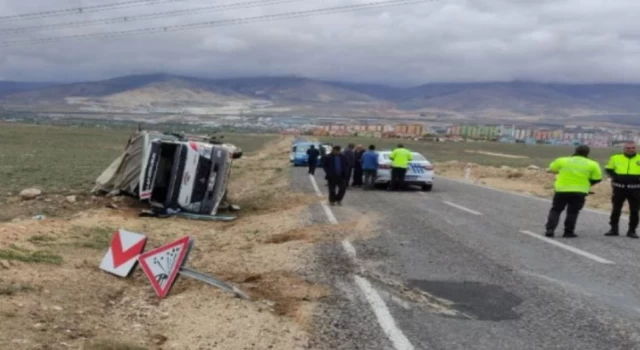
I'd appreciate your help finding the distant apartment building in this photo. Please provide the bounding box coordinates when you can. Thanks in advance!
[395,124,423,136]
[514,128,533,140]
[394,124,424,137]
[447,124,502,139]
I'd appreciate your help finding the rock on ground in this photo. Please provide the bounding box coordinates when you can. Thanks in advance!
[65,196,77,204]
[20,188,42,200]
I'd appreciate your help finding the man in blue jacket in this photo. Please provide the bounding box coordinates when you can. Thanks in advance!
[361,145,379,190]
[323,145,349,205]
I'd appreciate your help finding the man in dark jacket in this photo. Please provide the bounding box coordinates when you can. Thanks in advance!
[306,145,320,175]
[323,145,349,205]
[343,143,356,187]
[352,144,365,187]
[319,145,328,184]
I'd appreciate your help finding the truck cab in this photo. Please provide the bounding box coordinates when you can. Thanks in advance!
[138,133,239,215]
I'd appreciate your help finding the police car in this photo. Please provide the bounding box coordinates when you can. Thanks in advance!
[375,150,434,191]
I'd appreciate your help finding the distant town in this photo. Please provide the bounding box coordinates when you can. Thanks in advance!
[3,112,639,148]
[289,122,639,148]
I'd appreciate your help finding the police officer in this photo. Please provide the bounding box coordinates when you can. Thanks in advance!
[545,145,602,238]
[605,142,640,239]
[389,143,413,191]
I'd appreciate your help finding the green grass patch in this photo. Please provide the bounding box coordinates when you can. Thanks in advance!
[28,235,58,244]
[0,284,33,296]
[0,245,63,265]
[67,226,115,251]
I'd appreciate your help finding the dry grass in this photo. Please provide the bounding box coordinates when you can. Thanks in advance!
[0,284,33,296]
[436,161,615,211]
[83,340,147,350]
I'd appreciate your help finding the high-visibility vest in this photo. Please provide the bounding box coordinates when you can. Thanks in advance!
[606,153,640,189]
[390,148,413,168]
[549,156,602,193]
[606,154,640,175]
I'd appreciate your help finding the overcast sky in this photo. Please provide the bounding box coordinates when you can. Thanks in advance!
[0,0,638,85]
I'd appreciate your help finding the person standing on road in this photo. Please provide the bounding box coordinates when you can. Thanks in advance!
[323,145,349,206]
[343,143,356,187]
[306,145,320,175]
[319,145,329,185]
[604,142,640,239]
[544,145,602,238]
[352,144,365,187]
[389,143,413,191]
[361,145,379,190]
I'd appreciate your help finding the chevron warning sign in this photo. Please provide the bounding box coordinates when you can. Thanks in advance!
[99,229,147,277]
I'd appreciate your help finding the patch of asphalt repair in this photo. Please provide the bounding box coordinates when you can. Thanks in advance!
[407,280,523,321]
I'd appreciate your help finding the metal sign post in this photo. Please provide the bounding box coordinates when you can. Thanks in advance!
[179,267,250,300]
[178,237,250,300]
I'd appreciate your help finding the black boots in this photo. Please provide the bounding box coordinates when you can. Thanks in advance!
[605,228,639,239]
[605,228,619,236]
[544,230,578,238]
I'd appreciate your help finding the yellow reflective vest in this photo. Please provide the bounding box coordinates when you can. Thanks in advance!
[390,148,413,168]
[605,153,640,189]
[549,156,602,193]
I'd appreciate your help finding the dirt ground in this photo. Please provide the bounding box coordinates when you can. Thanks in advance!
[0,136,368,350]
[436,161,615,211]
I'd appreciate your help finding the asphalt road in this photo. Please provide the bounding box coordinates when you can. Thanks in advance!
[293,167,640,350]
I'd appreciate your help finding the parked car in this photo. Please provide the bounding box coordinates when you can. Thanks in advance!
[375,150,434,191]
[290,141,321,166]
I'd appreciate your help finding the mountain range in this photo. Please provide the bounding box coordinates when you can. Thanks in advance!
[2,74,640,123]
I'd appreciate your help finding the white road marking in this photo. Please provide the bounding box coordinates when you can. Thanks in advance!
[442,177,624,219]
[355,276,415,350]
[309,174,323,198]
[443,201,482,215]
[307,172,414,350]
[321,202,339,224]
[519,230,615,265]
[342,239,358,260]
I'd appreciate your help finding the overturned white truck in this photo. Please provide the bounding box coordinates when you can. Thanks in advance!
[93,131,242,218]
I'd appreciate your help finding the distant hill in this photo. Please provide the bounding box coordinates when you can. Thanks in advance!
[0,81,55,98]
[2,74,640,122]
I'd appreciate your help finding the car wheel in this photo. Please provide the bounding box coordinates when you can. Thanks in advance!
[421,184,433,192]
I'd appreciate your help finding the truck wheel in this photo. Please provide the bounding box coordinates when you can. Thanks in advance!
[421,184,433,192]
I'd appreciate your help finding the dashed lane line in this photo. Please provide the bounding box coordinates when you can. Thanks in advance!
[443,201,483,215]
[519,230,615,265]
[441,177,625,219]
[308,174,415,350]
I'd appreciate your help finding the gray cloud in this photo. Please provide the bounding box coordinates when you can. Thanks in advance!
[0,0,638,85]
